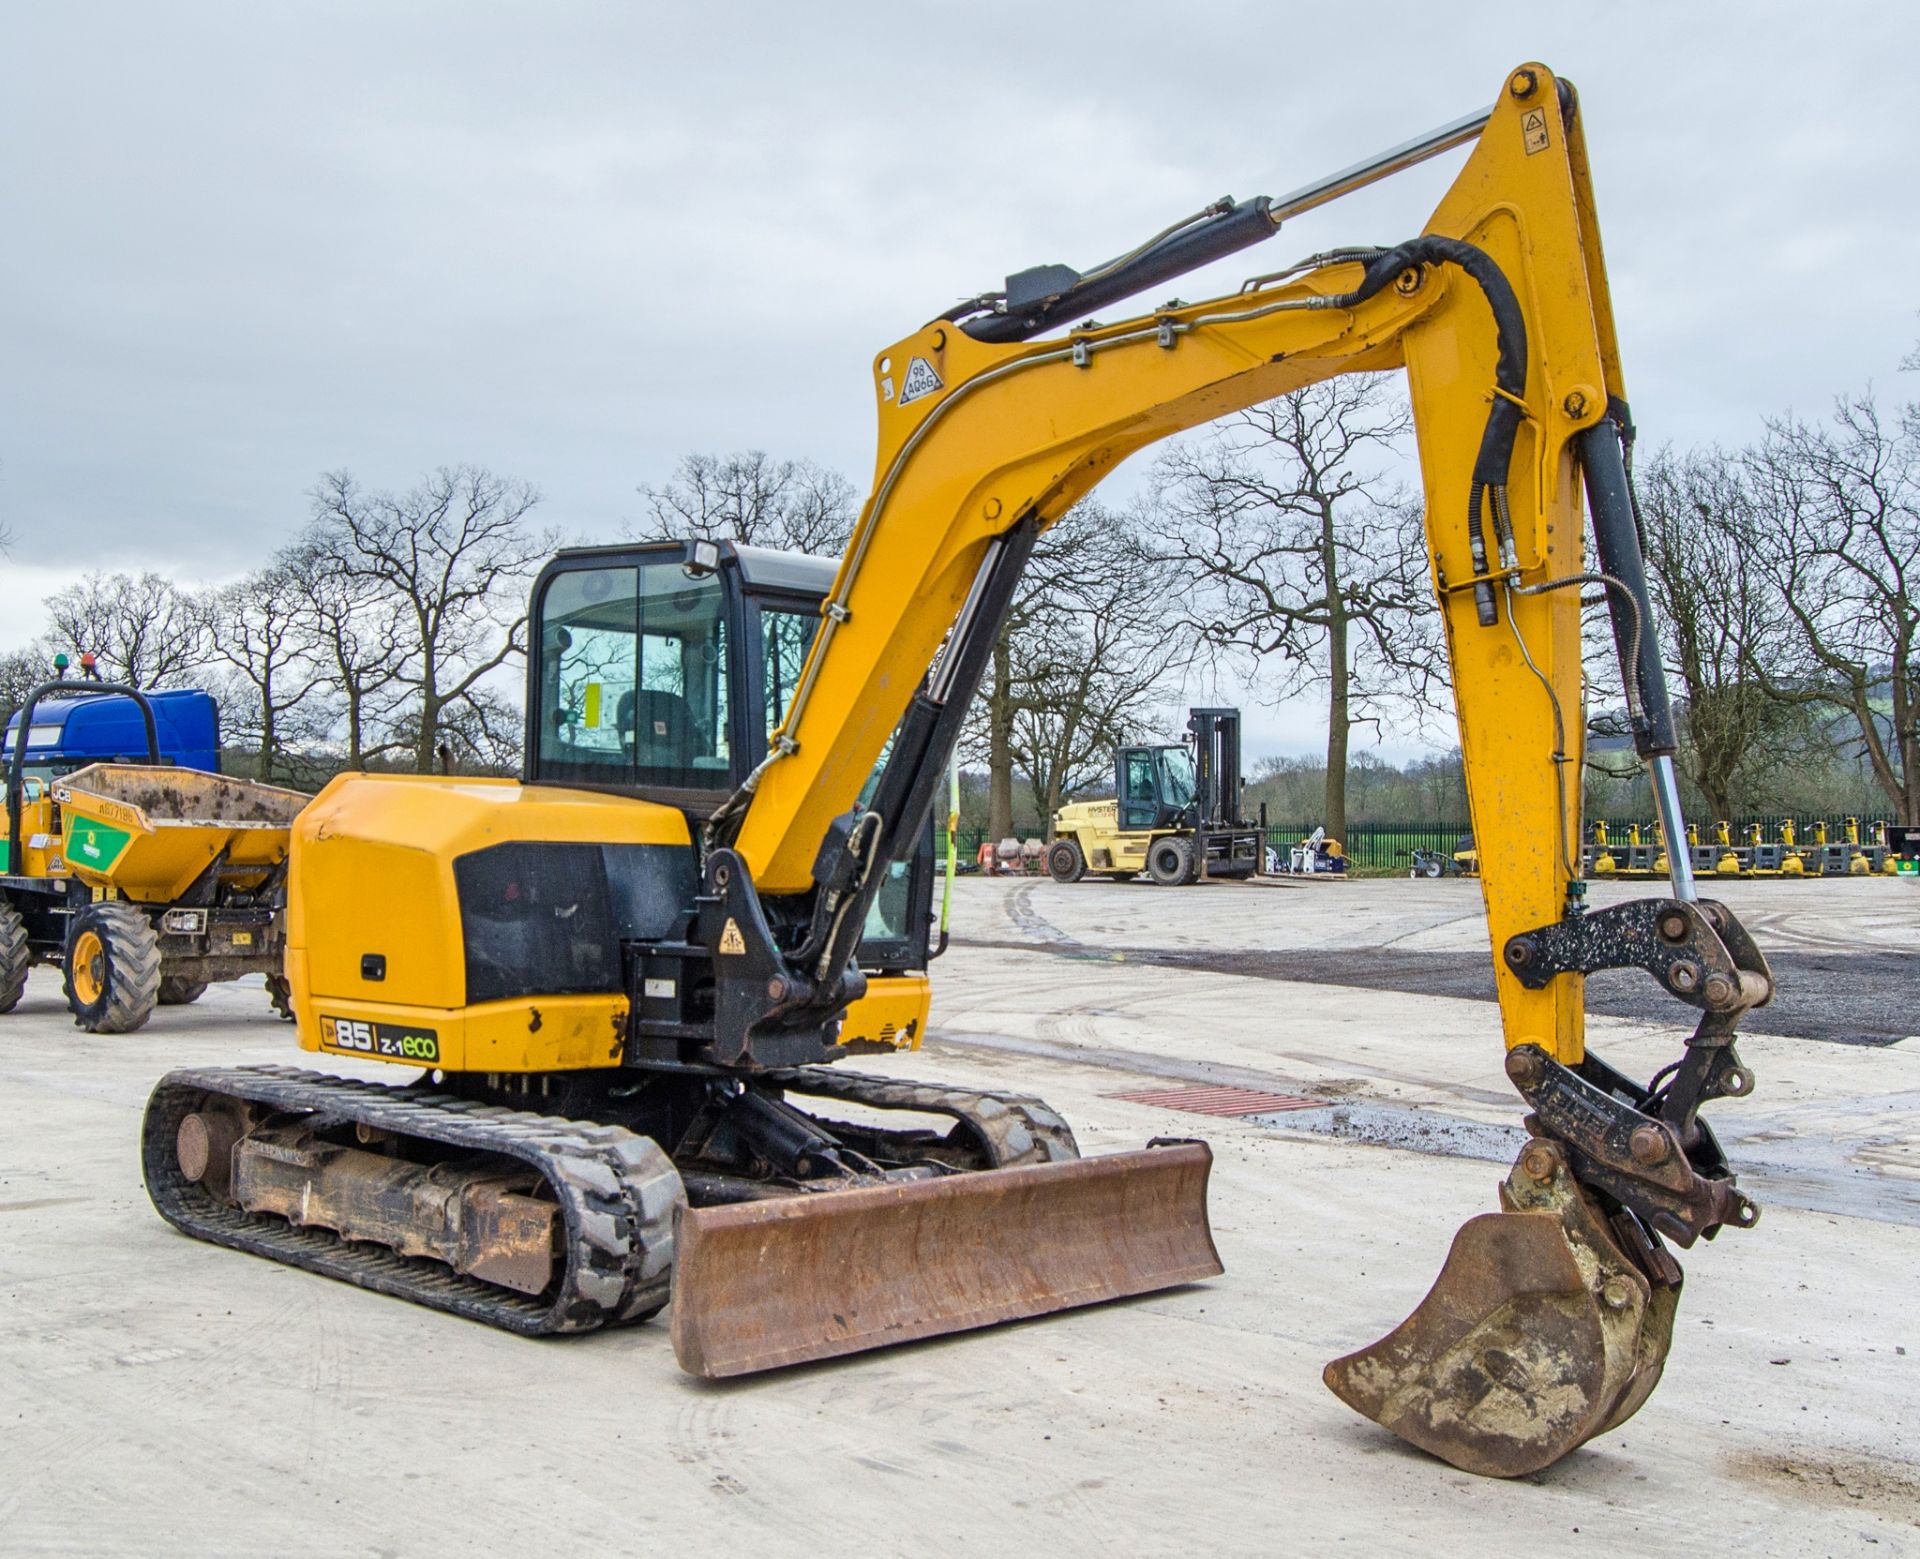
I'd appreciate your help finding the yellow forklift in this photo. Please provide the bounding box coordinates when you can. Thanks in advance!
[1046,707,1263,884]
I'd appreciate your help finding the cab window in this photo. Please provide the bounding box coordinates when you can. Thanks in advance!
[760,606,819,737]
[538,563,731,789]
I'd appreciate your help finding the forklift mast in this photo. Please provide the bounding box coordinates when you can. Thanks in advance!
[1187,708,1244,831]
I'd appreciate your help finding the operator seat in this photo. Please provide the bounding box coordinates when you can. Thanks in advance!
[617,689,696,774]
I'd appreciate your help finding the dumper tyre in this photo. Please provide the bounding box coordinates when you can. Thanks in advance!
[0,902,29,1014]
[157,975,209,1006]
[1147,836,1194,886]
[1045,838,1086,884]
[64,901,162,1034]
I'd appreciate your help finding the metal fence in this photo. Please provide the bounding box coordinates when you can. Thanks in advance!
[1260,822,1472,873]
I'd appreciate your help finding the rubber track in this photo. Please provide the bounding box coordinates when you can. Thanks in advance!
[143,1066,682,1335]
[767,1066,1081,1167]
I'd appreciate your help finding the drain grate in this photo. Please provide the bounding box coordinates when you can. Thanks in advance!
[1103,1084,1327,1117]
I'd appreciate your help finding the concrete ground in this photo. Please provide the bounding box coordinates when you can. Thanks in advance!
[1,874,1915,1555]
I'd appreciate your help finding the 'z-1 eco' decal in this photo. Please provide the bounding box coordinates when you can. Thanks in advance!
[319,1015,440,1063]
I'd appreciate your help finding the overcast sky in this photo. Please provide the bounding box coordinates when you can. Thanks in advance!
[4,3,1917,758]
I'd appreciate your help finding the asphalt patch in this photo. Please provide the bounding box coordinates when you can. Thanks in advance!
[969,939,1913,1045]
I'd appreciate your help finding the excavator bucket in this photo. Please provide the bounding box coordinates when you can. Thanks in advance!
[671,1140,1220,1376]
[1324,1138,1680,1478]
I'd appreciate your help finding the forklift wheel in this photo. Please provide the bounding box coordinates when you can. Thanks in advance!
[63,901,162,1034]
[1147,836,1194,886]
[1045,839,1086,884]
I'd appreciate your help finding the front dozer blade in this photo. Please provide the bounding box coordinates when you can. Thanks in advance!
[1324,1139,1679,1478]
[671,1140,1220,1377]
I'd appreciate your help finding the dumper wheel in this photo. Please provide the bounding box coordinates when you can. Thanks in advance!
[64,902,162,1034]
[1045,838,1086,884]
[0,902,29,1014]
[1147,836,1194,886]
[157,975,209,1006]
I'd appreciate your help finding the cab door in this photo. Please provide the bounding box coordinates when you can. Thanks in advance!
[1117,747,1160,831]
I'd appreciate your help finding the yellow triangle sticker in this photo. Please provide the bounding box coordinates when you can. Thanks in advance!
[718,918,747,956]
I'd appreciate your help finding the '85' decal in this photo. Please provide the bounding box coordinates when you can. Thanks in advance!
[320,1015,440,1063]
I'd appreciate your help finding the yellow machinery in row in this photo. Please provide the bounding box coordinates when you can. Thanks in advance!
[1587,816,1907,878]
[143,65,1779,1478]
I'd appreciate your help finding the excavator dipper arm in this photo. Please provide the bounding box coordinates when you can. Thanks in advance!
[702,63,1771,1475]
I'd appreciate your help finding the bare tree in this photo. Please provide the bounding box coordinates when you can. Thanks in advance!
[383,685,522,775]
[308,465,553,774]
[283,536,410,769]
[1145,378,1437,841]
[1743,392,1919,819]
[962,500,1184,838]
[202,566,326,781]
[40,571,207,687]
[1000,504,1187,830]
[0,648,46,724]
[633,451,859,555]
[1637,446,1800,817]
[1409,749,1468,823]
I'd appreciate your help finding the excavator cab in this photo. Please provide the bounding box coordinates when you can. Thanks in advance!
[531,541,815,796]
[527,538,937,976]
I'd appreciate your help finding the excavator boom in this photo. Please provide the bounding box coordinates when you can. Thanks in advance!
[693,61,1770,1471]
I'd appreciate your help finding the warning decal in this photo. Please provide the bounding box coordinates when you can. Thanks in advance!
[718,917,748,955]
[897,356,944,405]
[1521,107,1550,155]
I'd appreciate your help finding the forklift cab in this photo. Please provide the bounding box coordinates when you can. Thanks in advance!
[524,539,936,972]
[1116,745,1197,832]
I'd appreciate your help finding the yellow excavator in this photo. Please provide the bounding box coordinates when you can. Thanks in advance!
[142,63,1773,1478]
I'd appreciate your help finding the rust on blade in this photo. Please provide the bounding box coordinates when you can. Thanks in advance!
[670,1140,1221,1377]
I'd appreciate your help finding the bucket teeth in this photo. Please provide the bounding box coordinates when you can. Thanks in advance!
[671,1140,1221,1377]
[1324,1139,1678,1478]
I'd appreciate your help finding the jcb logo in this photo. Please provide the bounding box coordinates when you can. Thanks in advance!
[320,1016,376,1052]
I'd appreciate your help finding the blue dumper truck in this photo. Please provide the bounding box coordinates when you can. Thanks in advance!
[1,675,307,1032]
